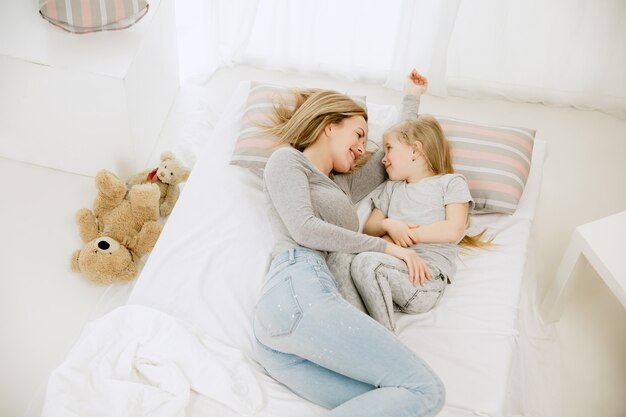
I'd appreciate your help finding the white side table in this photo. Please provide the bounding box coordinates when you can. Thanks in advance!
[542,210,626,322]
[0,0,179,178]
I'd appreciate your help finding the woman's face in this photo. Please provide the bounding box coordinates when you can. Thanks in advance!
[381,133,414,181]
[328,115,367,173]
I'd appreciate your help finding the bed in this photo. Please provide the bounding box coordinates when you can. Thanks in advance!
[40,80,548,417]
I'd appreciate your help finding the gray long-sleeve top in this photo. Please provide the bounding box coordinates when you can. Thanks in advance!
[263,96,421,259]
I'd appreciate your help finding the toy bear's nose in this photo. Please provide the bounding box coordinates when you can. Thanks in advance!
[98,241,110,250]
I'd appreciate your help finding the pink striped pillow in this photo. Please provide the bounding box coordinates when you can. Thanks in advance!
[230,81,367,177]
[39,0,149,34]
[437,116,536,215]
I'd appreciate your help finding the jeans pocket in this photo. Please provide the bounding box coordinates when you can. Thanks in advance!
[255,276,303,337]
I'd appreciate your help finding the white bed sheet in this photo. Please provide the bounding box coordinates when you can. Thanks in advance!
[41,80,547,417]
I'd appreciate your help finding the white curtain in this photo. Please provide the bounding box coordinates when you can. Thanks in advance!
[175,0,626,116]
[176,0,461,96]
[446,0,626,117]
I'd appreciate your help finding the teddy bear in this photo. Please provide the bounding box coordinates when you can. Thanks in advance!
[71,170,162,284]
[127,151,191,217]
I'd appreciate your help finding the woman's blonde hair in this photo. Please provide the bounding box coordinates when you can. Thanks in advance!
[262,89,372,169]
[388,115,493,249]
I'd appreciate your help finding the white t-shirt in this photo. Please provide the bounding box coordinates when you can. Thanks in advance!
[372,174,474,281]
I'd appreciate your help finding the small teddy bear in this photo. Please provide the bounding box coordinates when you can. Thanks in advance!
[71,170,162,284]
[128,151,191,217]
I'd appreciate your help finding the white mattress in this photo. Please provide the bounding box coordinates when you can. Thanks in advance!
[41,81,547,417]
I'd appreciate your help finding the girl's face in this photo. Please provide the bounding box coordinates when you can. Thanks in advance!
[381,133,415,181]
[328,116,367,173]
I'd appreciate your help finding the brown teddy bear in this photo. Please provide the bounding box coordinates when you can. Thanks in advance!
[71,170,162,284]
[128,151,191,217]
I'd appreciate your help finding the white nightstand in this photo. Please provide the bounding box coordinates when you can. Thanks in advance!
[542,210,626,322]
[0,0,179,178]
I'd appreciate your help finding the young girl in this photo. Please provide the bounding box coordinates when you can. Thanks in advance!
[252,72,447,417]
[327,115,491,333]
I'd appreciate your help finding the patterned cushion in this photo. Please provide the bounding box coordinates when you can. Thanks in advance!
[229,83,534,214]
[39,0,149,34]
[436,116,536,214]
[230,81,367,177]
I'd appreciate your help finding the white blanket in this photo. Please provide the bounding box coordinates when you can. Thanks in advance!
[41,305,263,417]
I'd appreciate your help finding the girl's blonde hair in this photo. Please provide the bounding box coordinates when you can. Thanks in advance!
[387,115,453,175]
[389,115,493,249]
[262,89,372,169]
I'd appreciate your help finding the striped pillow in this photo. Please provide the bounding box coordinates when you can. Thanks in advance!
[39,0,149,34]
[230,81,367,176]
[436,116,535,215]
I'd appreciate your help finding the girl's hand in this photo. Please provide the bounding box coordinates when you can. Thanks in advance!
[384,243,431,287]
[408,226,421,245]
[382,218,420,248]
[403,69,429,96]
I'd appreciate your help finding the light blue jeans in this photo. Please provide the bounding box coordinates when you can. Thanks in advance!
[252,247,446,417]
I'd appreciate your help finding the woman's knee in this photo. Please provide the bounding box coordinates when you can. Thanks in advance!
[402,371,446,415]
[427,375,446,415]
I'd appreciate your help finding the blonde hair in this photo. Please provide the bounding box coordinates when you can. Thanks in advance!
[387,115,453,175]
[262,89,372,170]
[388,115,493,249]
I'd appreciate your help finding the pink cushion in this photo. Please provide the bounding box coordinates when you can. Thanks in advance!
[437,116,535,214]
[39,0,149,33]
[230,81,367,177]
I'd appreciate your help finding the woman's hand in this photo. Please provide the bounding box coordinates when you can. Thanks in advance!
[384,243,431,287]
[403,69,428,96]
[382,218,420,248]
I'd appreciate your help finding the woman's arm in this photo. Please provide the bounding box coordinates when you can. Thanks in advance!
[332,148,387,203]
[363,208,387,236]
[265,152,428,284]
[399,95,421,121]
[332,95,422,203]
[264,149,387,254]
[333,70,426,203]
[399,69,427,120]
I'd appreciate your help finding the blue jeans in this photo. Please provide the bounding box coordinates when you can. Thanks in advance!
[252,247,446,417]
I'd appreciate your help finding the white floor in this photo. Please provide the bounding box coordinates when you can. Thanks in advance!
[1,66,625,417]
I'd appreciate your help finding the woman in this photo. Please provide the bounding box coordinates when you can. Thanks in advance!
[252,71,445,417]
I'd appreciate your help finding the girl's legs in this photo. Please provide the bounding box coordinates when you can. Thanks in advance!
[351,252,447,332]
[325,252,367,314]
[253,248,445,417]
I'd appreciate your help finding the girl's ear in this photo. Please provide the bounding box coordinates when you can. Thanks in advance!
[412,141,423,152]
[411,141,424,162]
